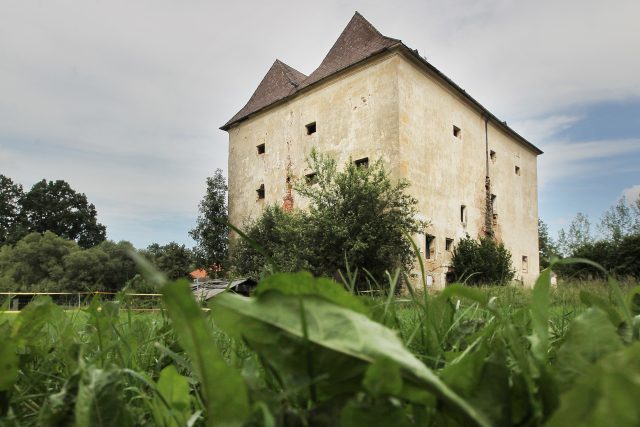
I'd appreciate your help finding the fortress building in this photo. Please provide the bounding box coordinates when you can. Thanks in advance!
[221,12,542,287]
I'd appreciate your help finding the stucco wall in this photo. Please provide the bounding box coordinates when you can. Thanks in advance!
[397,54,540,287]
[227,55,401,228]
[227,50,540,287]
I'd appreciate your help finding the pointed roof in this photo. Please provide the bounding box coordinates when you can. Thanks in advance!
[222,12,399,130]
[219,13,541,155]
[223,59,307,128]
[301,12,400,88]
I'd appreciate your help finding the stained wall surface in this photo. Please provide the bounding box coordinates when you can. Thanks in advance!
[227,55,400,227]
[227,51,540,287]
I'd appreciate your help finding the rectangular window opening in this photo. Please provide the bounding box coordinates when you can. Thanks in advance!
[460,205,467,223]
[491,194,497,210]
[354,157,369,168]
[515,165,521,175]
[305,172,318,185]
[490,150,496,162]
[425,234,435,260]
[256,184,265,200]
[453,125,461,138]
[522,256,529,273]
[445,238,454,252]
[257,143,265,155]
[306,122,316,135]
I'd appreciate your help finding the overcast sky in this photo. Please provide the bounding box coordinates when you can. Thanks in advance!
[1,0,639,248]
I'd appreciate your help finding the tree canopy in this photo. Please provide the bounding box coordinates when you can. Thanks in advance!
[0,175,106,248]
[190,169,228,275]
[230,152,426,289]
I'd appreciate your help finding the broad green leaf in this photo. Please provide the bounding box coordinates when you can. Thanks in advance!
[211,290,491,427]
[11,296,56,343]
[38,371,81,427]
[546,343,640,427]
[153,365,192,427]
[554,308,623,388]
[529,267,551,363]
[0,339,18,391]
[162,279,249,427]
[256,272,368,315]
[340,399,412,427]
[440,284,489,307]
[579,290,623,327]
[363,357,403,397]
[74,368,132,427]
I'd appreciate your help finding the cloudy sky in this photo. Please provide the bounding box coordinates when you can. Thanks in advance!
[1,0,639,248]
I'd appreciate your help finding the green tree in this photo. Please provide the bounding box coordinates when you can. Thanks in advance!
[143,242,193,280]
[598,196,636,242]
[538,219,558,269]
[20,179,106,248]
[190,170,228,275]
[231,152,426,289]
[229,205,312,279]
[0,231,78,291]
[0,175,25,245]
[557,212,592,257]
[451,235,515,285]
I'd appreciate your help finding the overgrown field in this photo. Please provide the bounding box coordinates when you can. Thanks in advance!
[1,264,640,426]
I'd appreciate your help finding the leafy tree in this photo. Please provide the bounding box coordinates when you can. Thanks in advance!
[229,206,312,279]
[143,242,193,280]
[231,152,426,289]
[295,152,426,285]
[598,196,637,242]
[451,235,515,285]
[19,179,106,248]
[190,170,228,275]
[538,219,558,269]
[0,231,78,291]
[0,175,25,244]
[557,212,592,257]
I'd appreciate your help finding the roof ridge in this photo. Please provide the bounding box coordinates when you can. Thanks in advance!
[353,11,401,43]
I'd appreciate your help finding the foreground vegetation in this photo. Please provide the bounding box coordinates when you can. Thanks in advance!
[1,258,639,426]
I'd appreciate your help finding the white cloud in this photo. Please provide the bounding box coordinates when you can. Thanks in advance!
[1,0,639,246]
[538,138,640,188]
[622,185,640,204]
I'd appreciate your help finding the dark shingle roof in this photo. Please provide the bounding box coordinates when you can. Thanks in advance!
[300,12,400,88]
[223,59,307,128]
[221,12,399,130]
[220,12,542,155]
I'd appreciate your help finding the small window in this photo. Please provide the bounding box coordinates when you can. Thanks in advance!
[306,122,316,135]
[515,165,521,175]
[257,143,265,154]
[354,157,369,168]
[445,238,454,252]
[522,256,528,273]
[490,150,496,162]
[460,205,467,223]
[425,234,435,260]
[305,172,318,185]
[453,125,461,138]
[491,194,497,210]
[256,184,265,200]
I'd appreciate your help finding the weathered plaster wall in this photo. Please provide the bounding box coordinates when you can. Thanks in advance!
[397,53,539,287]
[227,55,400,228]
[487,121,540,285]
[227,51,540,287]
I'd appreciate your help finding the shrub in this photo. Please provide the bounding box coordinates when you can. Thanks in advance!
[230,152,426,289]
[451,235,515,285]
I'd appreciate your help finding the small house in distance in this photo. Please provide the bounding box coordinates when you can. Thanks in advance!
[221,12,542,288]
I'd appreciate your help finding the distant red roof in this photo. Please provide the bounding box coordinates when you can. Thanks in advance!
[189,269,208,280]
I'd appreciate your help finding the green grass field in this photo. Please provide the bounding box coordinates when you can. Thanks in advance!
[1,273,639,426]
